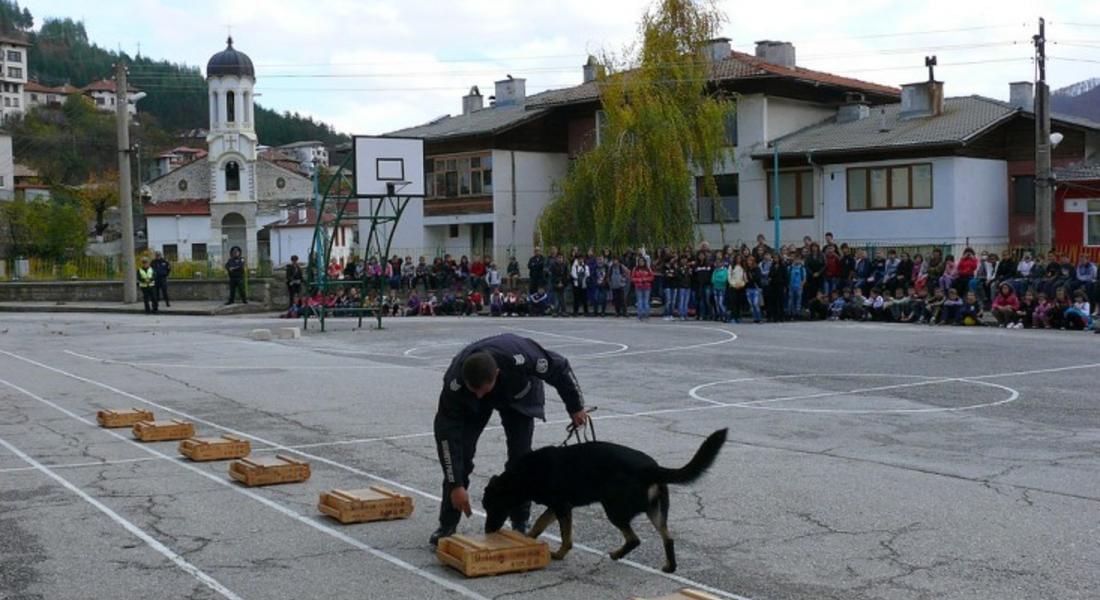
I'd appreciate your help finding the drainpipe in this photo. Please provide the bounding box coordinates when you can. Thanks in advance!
[773,143,781,250]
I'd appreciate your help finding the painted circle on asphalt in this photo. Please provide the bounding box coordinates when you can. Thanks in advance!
[688,373,1019,414]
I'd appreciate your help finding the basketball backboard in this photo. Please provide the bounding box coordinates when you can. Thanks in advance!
[353,136,426,197]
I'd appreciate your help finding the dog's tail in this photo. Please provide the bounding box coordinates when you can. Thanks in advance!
[649,428,728,485]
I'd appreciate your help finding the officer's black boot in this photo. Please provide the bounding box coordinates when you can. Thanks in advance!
[431,488,462,546]
[429,523,457,546]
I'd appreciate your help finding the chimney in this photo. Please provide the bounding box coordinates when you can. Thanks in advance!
[494,76,526,107]
[837,92,870,124]
[1009,81,1034,111]
[899,80,944,120]
[279,205,288,221]
[462,86,483,115]
[582,55,605,83]
[703,38,732,62]
[754,40,796,68]
[297,206,307,222]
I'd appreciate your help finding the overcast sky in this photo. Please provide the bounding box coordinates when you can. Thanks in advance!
[31,0,1100,136]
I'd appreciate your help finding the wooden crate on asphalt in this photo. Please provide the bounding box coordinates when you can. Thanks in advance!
[436,530,550,577]
[229,455,310,486]
[96,408,154,428]
[318,486,414,524]
[631,590,724,600]
[132,419,195,442]
[179,435,251,462]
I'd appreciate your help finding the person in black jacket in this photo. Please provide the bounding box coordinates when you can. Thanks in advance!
[224,246,247,305]
[527,248,546,293]
[430,334,588,545]
[150,251,172,307]
[285,255,304,308]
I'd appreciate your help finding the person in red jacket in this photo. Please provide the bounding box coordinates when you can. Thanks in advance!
[954,247,979,297]
[469,258,487,293]
[631,258,655,321]
[991,282,1021,327]
[823,247,842,295]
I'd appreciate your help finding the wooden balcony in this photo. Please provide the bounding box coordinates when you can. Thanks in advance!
[424,195,493,217]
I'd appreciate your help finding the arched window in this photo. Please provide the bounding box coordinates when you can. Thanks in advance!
[226,90,235,123]
[225,161,240,192]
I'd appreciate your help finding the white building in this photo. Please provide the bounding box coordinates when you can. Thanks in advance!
[0,33,29,121]
[143,38,312,266]
[267,205,355,267]
[277,140,329,173]
[24,82,80,110]
[0,132,13,201]
[81,79,144,116]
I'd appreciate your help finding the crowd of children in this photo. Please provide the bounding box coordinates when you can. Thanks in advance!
[281,237,1099,333]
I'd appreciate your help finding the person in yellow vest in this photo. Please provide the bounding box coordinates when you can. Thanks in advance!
[138,256,158,314]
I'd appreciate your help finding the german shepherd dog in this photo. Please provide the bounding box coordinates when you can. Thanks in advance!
[482,429,727,573]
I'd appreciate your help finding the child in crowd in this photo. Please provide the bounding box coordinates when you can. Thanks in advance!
[939,255,956,293]
[506,256,521,290]
[466,291,484,316]
[504,290,519,316]
[1034,292,1053,329]
[887,287,909,322]
[828,290,846,321]
[941,288,964,325]
[843,289,867,321]
[868,288,888,321]
[1016,290,1037,329]
[960,290,983,326]
[1065,290,1093,331]
[925,288,946,325]
[405,292,421,316]
[991,283,1020,327]
[529,287,549,316]
[806,290,829,320]
[1049,287,1072,329]
[489,288,505,317]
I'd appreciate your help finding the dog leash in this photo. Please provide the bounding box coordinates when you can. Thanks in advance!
[561,406,598,446]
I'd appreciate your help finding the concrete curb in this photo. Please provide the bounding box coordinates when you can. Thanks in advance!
[0,304,273,317]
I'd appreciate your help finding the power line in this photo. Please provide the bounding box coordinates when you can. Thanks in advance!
[1049,56,1100,65]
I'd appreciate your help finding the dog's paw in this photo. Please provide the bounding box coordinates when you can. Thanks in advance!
[609,550,623,561]
[550,547,571,561]
[661,563,676,573]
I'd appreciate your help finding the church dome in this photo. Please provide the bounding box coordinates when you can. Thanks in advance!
[206,37,255,79]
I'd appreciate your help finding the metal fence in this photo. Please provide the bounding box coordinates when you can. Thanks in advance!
[0,256,274,282]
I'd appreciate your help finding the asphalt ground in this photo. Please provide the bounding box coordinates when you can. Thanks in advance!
[1,312,1098,600]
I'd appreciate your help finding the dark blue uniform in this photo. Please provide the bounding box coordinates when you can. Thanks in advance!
[434,333,584,532]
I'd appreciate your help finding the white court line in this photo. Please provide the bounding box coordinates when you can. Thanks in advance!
[1,348,752,600]
[503,325,633,352]
[506,323,738,358]
[64,349,412,371]
[0,456,163,474]
[0,376,491,600]
[0,433,243,600]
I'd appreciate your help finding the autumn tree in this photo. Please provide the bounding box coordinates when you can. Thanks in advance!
[538,0,732,249]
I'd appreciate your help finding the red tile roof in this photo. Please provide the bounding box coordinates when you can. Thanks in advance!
[81,79,143,93]
[271,203,359,228]
[143,199,211,216]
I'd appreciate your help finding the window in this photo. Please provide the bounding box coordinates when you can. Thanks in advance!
[2,98,8,107]
[1013,175,1035,215]
[276,177,286,189]
[6,50,19,62]
[595,110,607,147]
[162,244,178,262]
[95,97,105,106]
[723,111,738,147]
[765,170,814,219]
[226,91,235,123]
[448,224,459,238]
[29,93,37,102]
[7,67,21,78]
[178,179,188,191]
[12,97,18,107]
[192,243,208,262]
[1088,200,1100,247]
[225,161,240,192]
[847,163,932,211]
[0,175,5,187]
[430,153,492,198]
[695,174,739,223]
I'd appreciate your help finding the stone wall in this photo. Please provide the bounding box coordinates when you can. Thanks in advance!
[0,275,288,307]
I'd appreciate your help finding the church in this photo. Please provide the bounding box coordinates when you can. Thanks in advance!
[143,38,314,268]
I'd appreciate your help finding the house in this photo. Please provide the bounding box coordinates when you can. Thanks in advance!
[1055,162,1100,253]
[143,38,312,266]
[0,33,29,121]
[277,140,329,173]
[0,132,12,201]
[81,79,145,115]
[153,146,207,179]
[267,204,357,267]
[385,78,571,266]
[382,39,901,265]
[24,81,80,109]
[755,80,1100,252]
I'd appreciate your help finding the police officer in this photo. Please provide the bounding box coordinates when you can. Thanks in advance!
[225,246,247,305]
[151,251,172,307]
[430,333,587,545]
[137,256,158,314]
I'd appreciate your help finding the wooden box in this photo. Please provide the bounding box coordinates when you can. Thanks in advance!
[132,419,195,442]
[228,455,310,486]
[318,486,414,524]
[631,590,723,600]
[436,530,550,577]
[179,435,251,462]
[97,408,154,428]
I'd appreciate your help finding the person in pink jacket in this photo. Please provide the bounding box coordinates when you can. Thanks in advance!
[991,283,1021,327]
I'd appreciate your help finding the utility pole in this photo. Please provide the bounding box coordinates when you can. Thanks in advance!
[116,60,137,303]
[1033,17,1053,253]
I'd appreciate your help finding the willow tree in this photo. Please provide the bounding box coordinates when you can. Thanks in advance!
[539,0,732,249]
